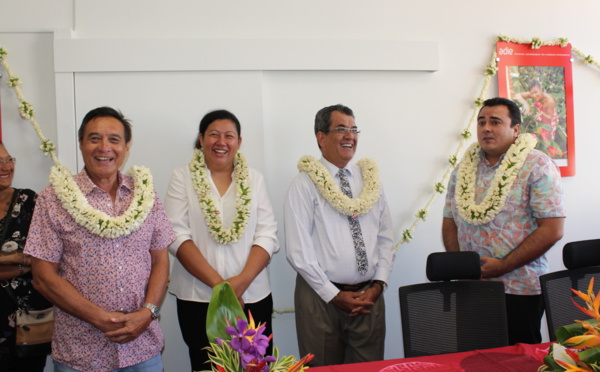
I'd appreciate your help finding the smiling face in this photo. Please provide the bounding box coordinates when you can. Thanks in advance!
[477,105,520,165]
[316,110,358,169]
[529,86,543,102]
[0,144,14,192]
[198,119,242,171]
[79,116,130,186]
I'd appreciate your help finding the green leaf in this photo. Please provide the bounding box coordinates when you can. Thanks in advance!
[556,320,597,344]
[206,282,247,344]
[543,354,565,372]
[579,346,600,365]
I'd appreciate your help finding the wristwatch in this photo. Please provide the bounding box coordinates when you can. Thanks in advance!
[142,303,160,319]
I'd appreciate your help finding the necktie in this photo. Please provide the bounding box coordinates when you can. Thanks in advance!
[337,168,368,275]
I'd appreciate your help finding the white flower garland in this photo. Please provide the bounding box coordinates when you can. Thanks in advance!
[455,133,537,225]
[298,156,380,217]
[189,149,251,245]
[49,165,155,238]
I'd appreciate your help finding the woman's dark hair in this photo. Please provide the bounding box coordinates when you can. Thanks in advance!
[528,79,542,91]
[194,109,241,149]
[78,107,132,143]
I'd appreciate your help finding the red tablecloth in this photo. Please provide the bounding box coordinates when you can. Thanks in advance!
[307,342,552,372]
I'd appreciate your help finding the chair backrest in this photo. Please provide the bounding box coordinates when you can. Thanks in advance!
[540,239,600,341]
[399,252,509,357]
[426,251,481,281]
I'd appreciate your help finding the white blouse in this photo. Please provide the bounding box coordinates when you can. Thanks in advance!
[164,165,279,303]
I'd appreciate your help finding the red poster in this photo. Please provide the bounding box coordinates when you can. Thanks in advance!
[497,41,575,177]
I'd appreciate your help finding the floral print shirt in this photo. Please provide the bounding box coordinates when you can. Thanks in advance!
[24,170,175,372]
[444,149,566,295]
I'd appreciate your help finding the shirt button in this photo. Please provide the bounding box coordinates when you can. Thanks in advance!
[119,266,123,270]
[120,308,124,311]
[120,288,124,292]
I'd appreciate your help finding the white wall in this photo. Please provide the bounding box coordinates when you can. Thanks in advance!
[2,1,600,371]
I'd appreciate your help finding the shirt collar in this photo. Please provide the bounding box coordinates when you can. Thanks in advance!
[76,168,132,196]
[478,148,506,168]
[319,157,354,177]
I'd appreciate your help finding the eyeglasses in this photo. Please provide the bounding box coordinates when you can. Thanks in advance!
[324,128,361,136]
[0,157,16,166]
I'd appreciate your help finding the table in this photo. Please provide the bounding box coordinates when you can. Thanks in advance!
[307,342,552,372]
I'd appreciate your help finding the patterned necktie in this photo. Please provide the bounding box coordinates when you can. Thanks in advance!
[337,168,368,275]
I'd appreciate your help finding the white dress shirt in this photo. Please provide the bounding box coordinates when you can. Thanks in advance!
[165,165,279,303]
[284,157,395,303]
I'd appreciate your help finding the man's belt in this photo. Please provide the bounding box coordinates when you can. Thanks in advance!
[331,280,371,292]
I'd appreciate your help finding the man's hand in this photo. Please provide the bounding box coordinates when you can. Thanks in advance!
[104,310,153,344]
[331,291,375,316]
[92,311,127,334]
[480,256,509,279]
[350,285,383,316]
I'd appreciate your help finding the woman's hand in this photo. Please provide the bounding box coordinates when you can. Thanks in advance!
[0,252,29,266]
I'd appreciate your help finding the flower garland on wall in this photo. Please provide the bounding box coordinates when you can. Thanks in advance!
[1,35,599,246]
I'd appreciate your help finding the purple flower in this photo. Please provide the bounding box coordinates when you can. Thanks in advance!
[226,318,256,353]
[246,324,270,357]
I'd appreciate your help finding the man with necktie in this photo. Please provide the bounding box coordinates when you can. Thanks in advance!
[284,104,395,366]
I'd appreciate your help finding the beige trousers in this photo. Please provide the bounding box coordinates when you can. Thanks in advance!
[294,274,386,367]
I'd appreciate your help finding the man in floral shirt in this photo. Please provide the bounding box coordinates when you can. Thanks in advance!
[25,107,175,372]
[443,97,566,345]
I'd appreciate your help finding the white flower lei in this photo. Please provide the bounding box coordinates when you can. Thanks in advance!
[298,156,381,217]
[49,165,155,238]
[189,149,251,245]
[455,133,537,225]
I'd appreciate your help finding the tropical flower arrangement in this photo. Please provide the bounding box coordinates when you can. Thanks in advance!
[201,282,313,372]
[190,149,251,245]
[539,278,600,372]
[297,155,380,218]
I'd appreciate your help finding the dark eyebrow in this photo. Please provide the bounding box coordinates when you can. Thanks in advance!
[477,115,504,122]
[86,132,123,139]
[207,129,237,135]
[333,124,357,128]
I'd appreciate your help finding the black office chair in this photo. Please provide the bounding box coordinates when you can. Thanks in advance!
[399,251,509,357]
[540,239,600,341]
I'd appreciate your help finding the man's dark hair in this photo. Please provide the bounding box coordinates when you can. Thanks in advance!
[78,107,132,143]
[314,104,354,135]
[480,97,522,127]
[195,109,241,149]
[314,104,355,150]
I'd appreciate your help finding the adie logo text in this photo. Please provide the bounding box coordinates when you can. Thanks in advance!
[498,47,514,55]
